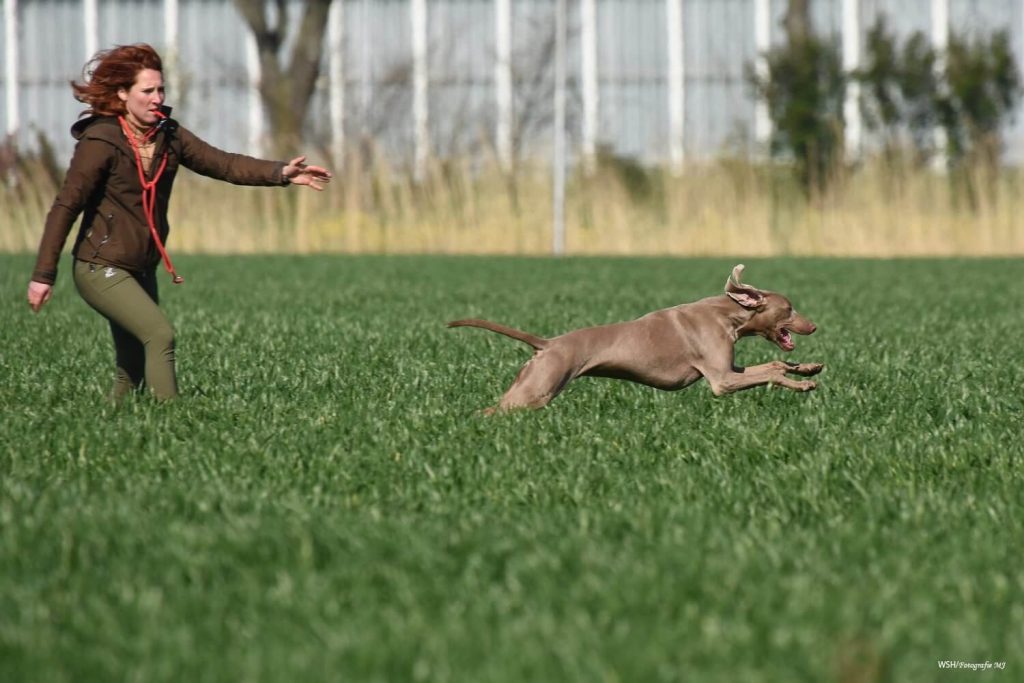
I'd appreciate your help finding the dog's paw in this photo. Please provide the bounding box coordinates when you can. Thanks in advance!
[799,363,824,376]
[798,380,817,392]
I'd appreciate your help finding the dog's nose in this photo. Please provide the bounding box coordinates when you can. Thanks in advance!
[807,323,817,334]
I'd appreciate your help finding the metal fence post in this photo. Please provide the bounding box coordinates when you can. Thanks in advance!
[552,0,566,256]
[581,0,598,169]
[3,0,18,142]
[83,0,97,61]
[245,30,264,158]
[842,0,861,159]
[164,0,180,102]
[412,0,429,178]
[329,0,345,166]
[753,0,771,152]
[931,0,949,171]
[667,0,685,173]
[494,0,512,169]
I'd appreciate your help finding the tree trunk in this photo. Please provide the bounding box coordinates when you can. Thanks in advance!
[233,0,334,157]
[784,0,812,45]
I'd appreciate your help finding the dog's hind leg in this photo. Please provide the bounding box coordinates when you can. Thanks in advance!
[495,350,577,411]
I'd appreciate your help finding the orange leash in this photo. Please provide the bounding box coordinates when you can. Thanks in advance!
[119,113,183,284]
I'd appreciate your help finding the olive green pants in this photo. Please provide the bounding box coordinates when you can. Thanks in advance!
[73,259,178,400]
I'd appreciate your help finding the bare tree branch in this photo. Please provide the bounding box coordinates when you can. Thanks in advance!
[232,0,333,155]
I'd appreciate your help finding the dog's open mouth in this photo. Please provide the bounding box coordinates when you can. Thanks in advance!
[777,328,795,351]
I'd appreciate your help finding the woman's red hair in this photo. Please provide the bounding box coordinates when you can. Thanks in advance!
[71,44,163,117]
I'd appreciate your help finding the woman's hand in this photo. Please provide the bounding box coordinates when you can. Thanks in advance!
[27,281,53,313]
[283,156,333,191]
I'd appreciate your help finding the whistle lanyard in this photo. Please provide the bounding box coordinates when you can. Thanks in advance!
[118,114,182,284]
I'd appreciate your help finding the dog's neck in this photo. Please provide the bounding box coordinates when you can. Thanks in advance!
[703,295,760,341]
[734,315,763,339]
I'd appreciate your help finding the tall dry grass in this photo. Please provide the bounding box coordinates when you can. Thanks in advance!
[4,148,1024,257]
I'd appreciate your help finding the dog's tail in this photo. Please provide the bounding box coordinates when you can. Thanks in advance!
[447,318,549,350]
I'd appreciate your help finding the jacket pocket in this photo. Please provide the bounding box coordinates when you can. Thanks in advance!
[83,211,114,260]
[96,206,148,270]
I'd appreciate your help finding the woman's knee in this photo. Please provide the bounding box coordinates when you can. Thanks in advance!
[144,321,176,352]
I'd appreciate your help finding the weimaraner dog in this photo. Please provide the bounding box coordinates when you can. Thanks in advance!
[448,264,822,412]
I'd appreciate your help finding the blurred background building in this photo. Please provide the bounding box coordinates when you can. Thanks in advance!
[2,0,1023,169]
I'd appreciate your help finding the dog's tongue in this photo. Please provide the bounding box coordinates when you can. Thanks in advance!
[780,329,794,350]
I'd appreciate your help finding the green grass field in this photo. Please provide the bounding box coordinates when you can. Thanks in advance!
[2,254,1021,682]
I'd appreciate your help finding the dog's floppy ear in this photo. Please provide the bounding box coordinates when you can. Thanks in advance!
[725,264,765,309]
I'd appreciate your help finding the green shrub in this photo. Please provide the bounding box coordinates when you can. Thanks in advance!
[943,30,1022,167]
[748,35,846,199]
[857,18,940,165]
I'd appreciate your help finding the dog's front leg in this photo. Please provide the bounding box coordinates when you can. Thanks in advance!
[746,360,824,377]
[701,361,819,396]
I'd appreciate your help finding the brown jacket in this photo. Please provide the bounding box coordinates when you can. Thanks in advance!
[32,108,288,284]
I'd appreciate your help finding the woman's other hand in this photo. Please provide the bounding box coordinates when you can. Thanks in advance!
[27,281,53,313]
[283,156,333,191]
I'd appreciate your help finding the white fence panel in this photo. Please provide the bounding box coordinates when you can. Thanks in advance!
[2,0,1023,166]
